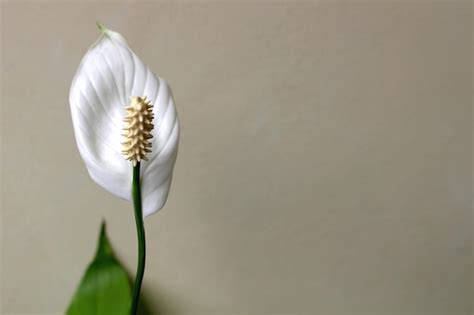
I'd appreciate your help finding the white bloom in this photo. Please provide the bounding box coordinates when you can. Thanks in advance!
[69,25,179,217]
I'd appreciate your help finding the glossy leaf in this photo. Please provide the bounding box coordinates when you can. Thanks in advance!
[66,222,132,315]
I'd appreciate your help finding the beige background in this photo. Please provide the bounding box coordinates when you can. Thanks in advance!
[1,1,472,314]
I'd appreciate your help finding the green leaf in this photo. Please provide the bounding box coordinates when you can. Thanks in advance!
[66,222,132,315]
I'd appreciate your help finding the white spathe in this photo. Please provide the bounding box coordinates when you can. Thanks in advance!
[69,25,179,217]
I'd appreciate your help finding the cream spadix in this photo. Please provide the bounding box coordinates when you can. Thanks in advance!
[122,96,155,166]
[69,25,179,217]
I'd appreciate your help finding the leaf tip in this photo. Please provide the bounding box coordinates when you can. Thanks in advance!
[96,220,113,258]
[96,21,107,33]
[94,22,127,45]
[99,219,106,237]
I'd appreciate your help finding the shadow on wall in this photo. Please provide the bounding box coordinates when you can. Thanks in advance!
[137,284,183,315]
[138,291,153,315]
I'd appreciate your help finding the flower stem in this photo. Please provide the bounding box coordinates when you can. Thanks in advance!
[131,162,146,315]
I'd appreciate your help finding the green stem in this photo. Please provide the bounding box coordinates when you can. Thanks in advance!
[131,162,146,315]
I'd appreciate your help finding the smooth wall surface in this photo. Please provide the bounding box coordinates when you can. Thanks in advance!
[1,1,472,314]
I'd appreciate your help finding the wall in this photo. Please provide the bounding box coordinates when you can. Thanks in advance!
[1,1,472,314]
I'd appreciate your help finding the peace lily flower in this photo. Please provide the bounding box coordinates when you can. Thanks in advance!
[69,23,179,217]
[69,23,179,314]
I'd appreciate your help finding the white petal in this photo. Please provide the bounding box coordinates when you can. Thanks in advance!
[69,25,179,216]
